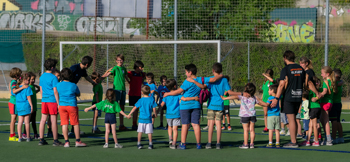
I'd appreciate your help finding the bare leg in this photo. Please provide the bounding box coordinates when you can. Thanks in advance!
[192,123,201,144]
[296,118,302,135]
[73,125,80,140]
[119,105,125,126]
[215,120,222,144]
[24,115,30,138]
[10,114,17,135]
[275,129,280,143]
[227,114,231,125]
[93,110,98,129]
[62,125,68,140]
[168,125,172,141]
[148,133,153,143]
[242,123,249,145]
[138,132,142,143]
[269,129,274,142]
[111,124,118,143]
[39,114,48,139]
[249,122,255,144]
[207,120,214,143]
[50,115,58,140]
[17,116,24,139]
[286,114,297,143]
[320,110,331,139]
[104,123,110,144]
[263,107,268,129]
[307,119,313,141]
[181,124,189,143]
[132,109,139,126]
[173,126,178,145]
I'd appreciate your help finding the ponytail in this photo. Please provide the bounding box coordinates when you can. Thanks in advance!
[16,73,31,89]
[299,56,313,70]
[330,71,337,94]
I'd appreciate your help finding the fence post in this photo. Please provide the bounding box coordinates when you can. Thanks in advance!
[174,0,178,81]
[248,41,250,83]
[325,0,329,66]
[41,0,46,74]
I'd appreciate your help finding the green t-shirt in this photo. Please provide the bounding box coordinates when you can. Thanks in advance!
[96,100,122,114]
[111,65,127,91]
[333,81,342,103]
[320,79,333,104]
[29,85,37,111]
[9,80,17,104]
[300,100,309,119]
[309,90,320,109]
[262,80,274,102]
[223,93,230,106]
[92,83,103,103]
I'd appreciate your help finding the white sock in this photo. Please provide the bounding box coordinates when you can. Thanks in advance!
[137,142,141,145]
[149,142,153,145]
[269,141,272,144]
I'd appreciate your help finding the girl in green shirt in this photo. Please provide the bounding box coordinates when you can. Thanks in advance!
[330,69,344,143]
[262,69,275,133]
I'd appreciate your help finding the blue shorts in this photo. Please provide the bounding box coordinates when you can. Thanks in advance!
[303,119,310,131]
[105,113,116,124]
[92,102,101,117]
[180,108,201,125]
[115,90,126,106]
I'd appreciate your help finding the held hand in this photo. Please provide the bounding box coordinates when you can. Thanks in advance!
[311,97,318,102]
[221,96,225,100]
[84,108,89,112]
[270,99,278,108]
[126,115,131,119]
[194,96,199,101]
[181,96,186,101]
[186,77,195,83]
[163,92,169,98]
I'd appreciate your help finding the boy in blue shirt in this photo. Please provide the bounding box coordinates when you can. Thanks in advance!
[57,68,86,148]
[38,58,63,146]
[164,64,222,149]
[187,63,232,149]
[145,73,158,98]
[265,84,281,147]
[156,75,169,128]
[128,85,158,149]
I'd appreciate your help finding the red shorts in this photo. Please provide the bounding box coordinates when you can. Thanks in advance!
[42,102,58,115]
[321,103,332,111]
[59,106,79,126]
[8,103,15,115]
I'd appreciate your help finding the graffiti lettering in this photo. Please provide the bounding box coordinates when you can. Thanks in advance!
[270,24,315,43]
[57,15,71,30]
[75,17,136,34]
[0,12,55,30]
[32,0,84,15]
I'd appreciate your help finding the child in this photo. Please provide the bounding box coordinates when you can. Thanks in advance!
[128,85,158,149]
[330,68,344,144]
[160,79,182,149]
[299,90,310,146]
[222,83,269,149]
[265,84,281,148]
[156,75,169,128]
[145,73,158,98]
[105,54,130,130]
[23,72,40,139]
[85,89,129,148]
[8,67,22,141]
[12,73,33,142]
[319,66,336,146]
[127,61,145,130]
[91,72,105,133]
[46,68,61,138]
[262,69,275,133]
[222,76,232,131]
[38,58,62,146]
[57,68,86,147]
[307,76,322,146]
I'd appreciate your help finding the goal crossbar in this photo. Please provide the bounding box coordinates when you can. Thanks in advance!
[59,40,221,70]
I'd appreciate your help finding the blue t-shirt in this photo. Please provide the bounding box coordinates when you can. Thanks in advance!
[145,83,157,98]
[205,77,231,111]
[180,77,202,110]
[12,85,33,115]
[266,96,280,116]
[135,97,157,123]
[39,73,58,103]
[57,81,80,106]
[163,95,181,119]
[157,85,170,104]
[70,64,87,84]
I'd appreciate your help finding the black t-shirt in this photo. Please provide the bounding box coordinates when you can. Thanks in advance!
[305,69,315,86]
[70,63,87,84]
[279,64,305,102]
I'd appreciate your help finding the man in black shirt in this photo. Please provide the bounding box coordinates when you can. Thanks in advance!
[271,50,319,148]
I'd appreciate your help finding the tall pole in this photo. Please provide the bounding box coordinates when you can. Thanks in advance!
[174,0,177,80]
[94,0,98,72]
[324,0,329,66]
[146,0,150,39]
[107,40,109,90]
[41,0,46,74]
[248,41,250,83]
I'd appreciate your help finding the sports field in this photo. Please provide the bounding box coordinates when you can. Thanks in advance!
[0,99,349,162]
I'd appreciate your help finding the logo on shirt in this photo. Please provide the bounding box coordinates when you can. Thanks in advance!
[291,68,303,76]
[291,89,302,96]
[105,105,113,109]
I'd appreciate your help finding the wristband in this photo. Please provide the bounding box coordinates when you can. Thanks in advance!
[316,97,318,99]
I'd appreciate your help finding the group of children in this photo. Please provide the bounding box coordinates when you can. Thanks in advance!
[7,52,345,150]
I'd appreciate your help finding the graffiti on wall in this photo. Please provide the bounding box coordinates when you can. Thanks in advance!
[0,12,55,30]
[270,20,315,43]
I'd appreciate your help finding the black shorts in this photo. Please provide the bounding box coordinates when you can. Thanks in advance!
[105,113,117,124]
[329,103,342,122]
[309,108,321,119]
[240,116,257,124]
[129,96,141,106]
[223,105,230,115]
[281,101,301,115]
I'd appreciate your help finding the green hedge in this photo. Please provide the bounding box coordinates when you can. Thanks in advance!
[23,34,350,96]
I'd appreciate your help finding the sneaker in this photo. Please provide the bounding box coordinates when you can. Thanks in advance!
[26,137,33,142]
[280,130,286,135]
[148,145,153,149]
[221,126,226,130]
[53,141,64,146]
[249,143,254,149]
[177,143,186,150]
[326,140,333,146]
[75,141,87,147]
[299,141,308,146]
[196,144,202,149]
[297,134,303,139]
[115,143,123,148]
[312,141,320,146]
[239,144,249,149]
[216,143,221,149]
[169,145,176,149]
[286,130,290,136]
[262,127,268,133]
[46,132,53,138]
[92,128,102,134]
[318,134,322,141]
[283,142,298,148]
[38,139,48,145]
[103,143,108,148]
[34,134,40,139]
[9,136,18,142]
[305,141,311,146]
[202,126,209,130]
[157,125,164,129]
[333,138,339,144]
[338,137,345,143]
[18,138,24,142]
[266,143,273,147]
[119,125,128,131]
[64,142,70,148]
[169,141,173,145]
[22,134,27,139]
[205,143,212,149]
[137,144,143,149]
[132,125,138,130]
[275,143,280,148]
[227,126,232,131]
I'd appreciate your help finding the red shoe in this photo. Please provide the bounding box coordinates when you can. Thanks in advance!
[75,141,87,147]
[318,134,322,140]
[299,141,308,146]
[262,127,268,133]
